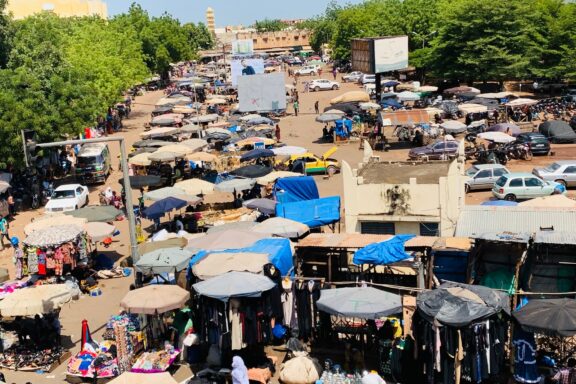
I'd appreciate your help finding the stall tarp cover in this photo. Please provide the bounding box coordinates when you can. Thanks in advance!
[352,234,415,265]
[379,110,429,126]
[188,238,293,277]
[274,176,319,203]
[275,196,340,228]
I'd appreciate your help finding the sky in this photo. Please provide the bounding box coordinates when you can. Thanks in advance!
[106,0,363,25]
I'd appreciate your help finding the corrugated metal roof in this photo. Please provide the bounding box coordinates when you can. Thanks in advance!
[455,206,576,238]
[533,231,576,245]
[297,233,392,248]
[473,232,531,243]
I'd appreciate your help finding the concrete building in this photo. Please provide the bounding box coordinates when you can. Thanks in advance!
[342,151,466,236]
[205,7,215,36]
[6,0,107,19]
[236,30,310,51]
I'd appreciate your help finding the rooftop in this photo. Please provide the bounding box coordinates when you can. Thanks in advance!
[357,161,451,185]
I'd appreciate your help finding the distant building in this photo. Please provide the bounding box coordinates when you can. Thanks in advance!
[233,30,311,53]
[206,7,215,36]
[342,147,466,236]
[6,0,108,19]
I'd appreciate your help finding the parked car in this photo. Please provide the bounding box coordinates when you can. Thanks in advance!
[45,184,89,213]
[492,173,565,201]
[408,140,460,160]
[284,147,339,175]
[565,88,576,102]
[310,79,340,91]
[532,161,576,187]
[295,65,319,76]
[465,164,510,193]
[514,132,551,155]
[342,71,364,83]
[360,74,375,84]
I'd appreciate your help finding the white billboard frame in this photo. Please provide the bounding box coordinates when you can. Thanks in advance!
[373,35,409,73]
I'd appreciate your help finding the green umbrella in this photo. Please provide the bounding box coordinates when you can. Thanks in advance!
[134,247,192,275]
[64,205,122,222]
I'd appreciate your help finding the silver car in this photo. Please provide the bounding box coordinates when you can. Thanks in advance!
[532,161,576,187]
[465,164,510,193]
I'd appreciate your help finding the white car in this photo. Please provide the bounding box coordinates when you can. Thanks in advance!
[360,74,375,84]
[45,184,89,213]
[310,79,340,91]
[295,65,319,76]
[342,71,364,83]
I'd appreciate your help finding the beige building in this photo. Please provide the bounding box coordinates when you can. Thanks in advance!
[6,0,107,19]
[342,144,466,237]
[236,30,310,51]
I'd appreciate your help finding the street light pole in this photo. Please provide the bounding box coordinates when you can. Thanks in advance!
[33,136,139,263]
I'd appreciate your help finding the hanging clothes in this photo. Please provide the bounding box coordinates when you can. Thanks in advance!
[229,298,245,351]
[513,327,539,384]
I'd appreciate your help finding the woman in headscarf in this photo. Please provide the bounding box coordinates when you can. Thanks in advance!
[232,356,249,384]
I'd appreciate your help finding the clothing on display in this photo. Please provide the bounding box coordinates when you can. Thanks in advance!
[513,327,540,384]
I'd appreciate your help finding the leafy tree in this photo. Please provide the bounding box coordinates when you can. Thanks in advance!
[0,0,11,68]
[253,19,288,33]
[183,22,214,51]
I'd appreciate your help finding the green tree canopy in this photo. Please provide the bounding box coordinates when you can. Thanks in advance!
[253,19,288,33]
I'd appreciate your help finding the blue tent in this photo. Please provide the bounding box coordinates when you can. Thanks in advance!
[381,98,403,109]
[274,176,319,203]
[188,238,293,278]
[334,119,353,138]
[240,148,275,162]
[143,197,187,219]
[276,196,340,228]
[353,234,416,265]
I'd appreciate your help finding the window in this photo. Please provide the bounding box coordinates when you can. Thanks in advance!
[476,170,491,178]
[361,222,395,235]
[564,166,576,174]
[433,142,445,150]
[420,223,439,236]
[509,178,523,187]
[525,177,543,187]
[76,187,83,195]
[447,142,459,148]
[494,168,508,176]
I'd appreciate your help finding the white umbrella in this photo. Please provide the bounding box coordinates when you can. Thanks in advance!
[478,131,516,143]
[324,109,346,116]
[187,152,218,162]
[140,127,179,138]
[190,114,219,123]
[458,104,488,113]
[316,287,402,319]
[193,271,275,301]
[214,178,256,193]
[251,217,309,238]
[397,91,421,101]
[206,98,228,105]
[418,85,439,92]
[24,215,87,236]
[24,225,84,247]
[155,144,194,156]
[359,102,382,110]
[192,252,270,280]
[144,187,187,201]
[205,127,231,136]
[256,171,301,185]
[239,114,262,122]
[506,98,538,107]
[148,151,179,162]
[440,120,467,133]
[180,139,208,151]
[0,284,74,316]
[271,146,307,156]
[85,222,116,242]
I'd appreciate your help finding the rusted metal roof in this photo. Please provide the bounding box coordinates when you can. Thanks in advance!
[297,233,392,249]
[380,110,430,126]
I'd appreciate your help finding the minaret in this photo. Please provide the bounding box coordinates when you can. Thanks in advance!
[206,7,215,36]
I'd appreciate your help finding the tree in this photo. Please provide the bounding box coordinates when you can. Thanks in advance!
[253,19,287,33]
[183,22,214,51]
[0,0,11,68]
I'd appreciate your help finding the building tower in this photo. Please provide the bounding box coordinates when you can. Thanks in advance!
[206,7,215,36]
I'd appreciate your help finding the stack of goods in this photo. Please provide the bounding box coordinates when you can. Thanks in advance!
[67,340,119,379]
[102,313,145,373]
[0,345,65,371]
[131,344,179,373]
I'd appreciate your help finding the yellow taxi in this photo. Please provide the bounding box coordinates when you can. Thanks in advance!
[283,147,340,175]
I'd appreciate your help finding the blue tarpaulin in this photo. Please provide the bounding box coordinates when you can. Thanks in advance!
[480,200,518,206]
[334,119,353,138]
[188,238,293,278]
[353,234,416,265]
[276,196,340,228]
[274,176,319,203]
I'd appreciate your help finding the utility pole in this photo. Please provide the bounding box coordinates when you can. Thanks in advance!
[25,135,140,263]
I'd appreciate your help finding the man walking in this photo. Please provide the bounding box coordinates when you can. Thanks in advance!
[293,100,299,117]
[314,101,320,114]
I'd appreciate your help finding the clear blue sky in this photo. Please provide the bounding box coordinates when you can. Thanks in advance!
[106,0,363,25]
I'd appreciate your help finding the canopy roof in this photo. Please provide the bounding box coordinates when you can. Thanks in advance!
[316,287,402,319]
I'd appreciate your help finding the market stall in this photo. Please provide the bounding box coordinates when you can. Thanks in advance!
[0,284,74,372]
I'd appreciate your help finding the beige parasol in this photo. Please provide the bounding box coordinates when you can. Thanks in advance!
[186,152,218,162]
[155,144,194,156]
[0,284,74,317]
[24,215,87,236]
[120,285,190,315]
[129,152,152,167]
[84,222,116,242]
[174,179,215,195]
[192,252,270,280]
[256,171,301,185]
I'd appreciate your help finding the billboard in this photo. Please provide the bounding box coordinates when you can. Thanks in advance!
[231,39,254,55]
[230,56,265,86]
[374,36,409,73]
[351,35,409,74]
[238,73,287,112]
